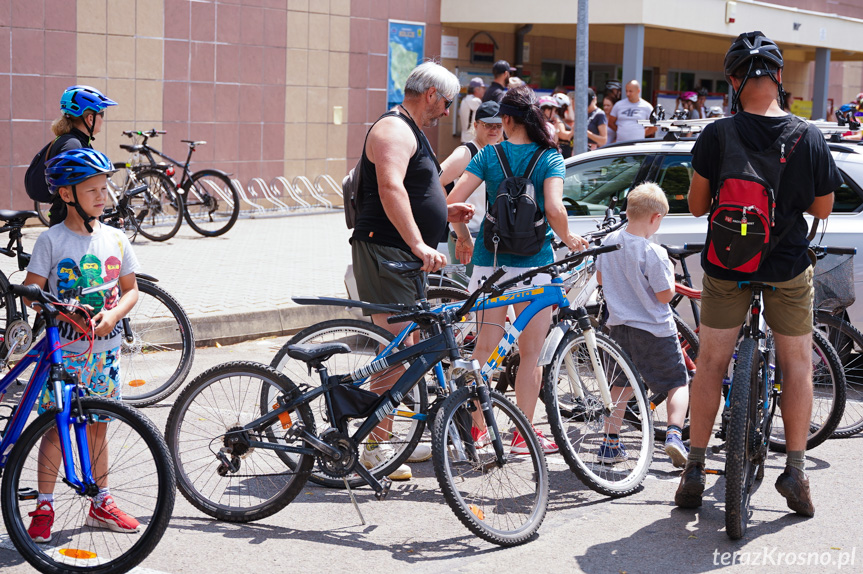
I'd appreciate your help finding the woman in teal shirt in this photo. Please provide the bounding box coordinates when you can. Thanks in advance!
[447,85,587,454]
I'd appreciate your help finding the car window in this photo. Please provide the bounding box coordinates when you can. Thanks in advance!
[562,154,648,216]
[833,167,863,213]
[654,155,694,214]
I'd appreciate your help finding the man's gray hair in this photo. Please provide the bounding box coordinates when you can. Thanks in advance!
[404,62,459,100]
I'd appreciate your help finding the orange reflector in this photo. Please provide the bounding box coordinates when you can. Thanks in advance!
[469,504,484,521]
[128,380,146,387]
[59,548,98,560]
[274,404,292,429]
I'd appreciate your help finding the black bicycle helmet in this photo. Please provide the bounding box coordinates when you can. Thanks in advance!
[724,31,786,113]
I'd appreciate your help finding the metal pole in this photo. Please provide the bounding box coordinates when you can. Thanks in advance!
[573,0,589,155]
[812,48,831,120]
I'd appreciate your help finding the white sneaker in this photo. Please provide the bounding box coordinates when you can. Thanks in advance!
[406,443,432,463]
[360,441,412,481]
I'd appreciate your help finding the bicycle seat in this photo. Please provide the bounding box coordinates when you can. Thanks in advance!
[663,244,703,257]
[286,342,351,364]
[0,210,38,222]
[119,144,144,152]
[382,260,423,277]
[181,140,207,146]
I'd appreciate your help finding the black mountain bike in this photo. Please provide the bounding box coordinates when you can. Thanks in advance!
[120,130,240,236]
[166,264,549,547]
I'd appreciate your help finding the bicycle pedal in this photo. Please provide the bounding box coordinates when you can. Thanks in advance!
[17,487,38,501]
[704,468,725,476]
[375,478,392,501]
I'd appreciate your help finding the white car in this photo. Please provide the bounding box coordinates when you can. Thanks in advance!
[563,137,863,324]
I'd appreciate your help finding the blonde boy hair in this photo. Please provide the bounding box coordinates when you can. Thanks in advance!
[625,182,668,221]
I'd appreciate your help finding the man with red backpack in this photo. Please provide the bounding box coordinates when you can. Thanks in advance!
[675,31,842,518]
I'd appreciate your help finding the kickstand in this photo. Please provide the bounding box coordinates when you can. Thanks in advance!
[343,477,366,525]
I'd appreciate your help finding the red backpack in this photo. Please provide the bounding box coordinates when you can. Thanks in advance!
[706,117,807,273]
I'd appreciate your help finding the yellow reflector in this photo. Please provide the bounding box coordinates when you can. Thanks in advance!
[469,504,484,521]
[59,548,98,560]
[128,380,146,387]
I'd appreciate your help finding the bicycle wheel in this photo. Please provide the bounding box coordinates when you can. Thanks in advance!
[432,386,548,546]
[768,329,846,452]
[725,338,766,540]
[182,169,240,237]
[1,397,175,574]
[651,315,698,441]
[543,329,653,497]
[815,311,863,437]
[165,361,315,522]
[0,271,25,359]
[119,280,195,407]
[268,319,427,488]
[127,168,184,242]
[34,200,51,226]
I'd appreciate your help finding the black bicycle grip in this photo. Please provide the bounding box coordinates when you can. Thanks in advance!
[822,246,857,255]
[682,242,705,252]
[126,183,149,197]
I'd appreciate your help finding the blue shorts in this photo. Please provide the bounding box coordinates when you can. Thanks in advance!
[37,347,122,422]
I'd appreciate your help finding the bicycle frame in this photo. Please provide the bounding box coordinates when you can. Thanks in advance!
[129,136,195,189]
[0,325,97,492]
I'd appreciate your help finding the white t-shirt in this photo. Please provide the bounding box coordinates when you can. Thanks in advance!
[28,222,141,352]
[611,98,654,142]
[459,95,482,143]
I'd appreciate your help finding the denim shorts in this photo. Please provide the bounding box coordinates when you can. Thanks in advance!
[608,325,688,395]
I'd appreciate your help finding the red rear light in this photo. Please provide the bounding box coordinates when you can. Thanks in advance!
[165,166,175,177]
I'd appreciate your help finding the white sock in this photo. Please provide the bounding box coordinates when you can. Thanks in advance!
[93,487,110,505]
[37,493,54,505]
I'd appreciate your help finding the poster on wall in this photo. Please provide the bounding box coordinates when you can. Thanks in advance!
[387,20,426,110]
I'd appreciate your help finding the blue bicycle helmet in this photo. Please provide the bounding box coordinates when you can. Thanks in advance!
[45,148,116,193]
[60,85,117,118]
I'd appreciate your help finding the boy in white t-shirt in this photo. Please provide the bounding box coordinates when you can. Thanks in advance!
[596,182,690,467]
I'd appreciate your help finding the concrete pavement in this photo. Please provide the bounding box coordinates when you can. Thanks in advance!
[2,211,358,345]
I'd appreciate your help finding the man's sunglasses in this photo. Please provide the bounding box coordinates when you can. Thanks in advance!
[437,91,453,110]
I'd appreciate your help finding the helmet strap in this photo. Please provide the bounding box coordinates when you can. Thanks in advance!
[64,184,96,233]
[730,60,785,113]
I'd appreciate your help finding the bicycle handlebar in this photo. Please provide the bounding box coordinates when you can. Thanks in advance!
[122,129,166,138]
[495,244,622,293]
[10,284,61,316]
[816,245,857,256]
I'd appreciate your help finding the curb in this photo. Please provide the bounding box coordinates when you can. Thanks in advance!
[188,304,364,347]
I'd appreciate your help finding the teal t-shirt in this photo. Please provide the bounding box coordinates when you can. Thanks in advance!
[465,141,565,267]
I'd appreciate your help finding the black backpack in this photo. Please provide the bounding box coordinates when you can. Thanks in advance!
[24,134,76,203]
[483,144,548,257]
[706,117,807,273]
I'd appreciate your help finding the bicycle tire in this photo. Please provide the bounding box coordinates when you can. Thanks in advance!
[128,167,184,242]
[182,169,240,237]
[120,279,195,407]
[767,329,846,452]
[165,361,315,522]
[815,311,863,437]
[650,315,698,441]
[432,386,548,546]
[543,329,653,497]
[33,200,51,226]
[725,338,764,540]
[269,319,427,488]
[0,270,24,359]
[1,397,175,574]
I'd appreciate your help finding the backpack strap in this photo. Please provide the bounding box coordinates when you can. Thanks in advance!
[464,141,479,158]
[522,147,548,179]
[491,143,514,178]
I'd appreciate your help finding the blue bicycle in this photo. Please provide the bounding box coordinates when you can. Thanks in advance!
[0,284,175,574]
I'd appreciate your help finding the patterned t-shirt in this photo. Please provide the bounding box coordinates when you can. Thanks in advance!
[28,222,141,352]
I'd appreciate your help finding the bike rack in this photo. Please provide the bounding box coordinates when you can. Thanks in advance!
[231,178,265,213]
[247,178,282,212]
[272,176,312,209]
[293,175,332,209]
[314,174,343,208]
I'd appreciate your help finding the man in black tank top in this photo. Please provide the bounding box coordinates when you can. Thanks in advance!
[350,62,474,480]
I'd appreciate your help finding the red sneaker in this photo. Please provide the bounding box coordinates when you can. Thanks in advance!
[510,428,559,455]
[86,496,140,533]
[471,426,491,448]
[535,429,559,454]
[28,501,54,543]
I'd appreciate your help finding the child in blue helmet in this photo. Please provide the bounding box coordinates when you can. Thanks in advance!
[23,147,141,543]
[45,85,117,227]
